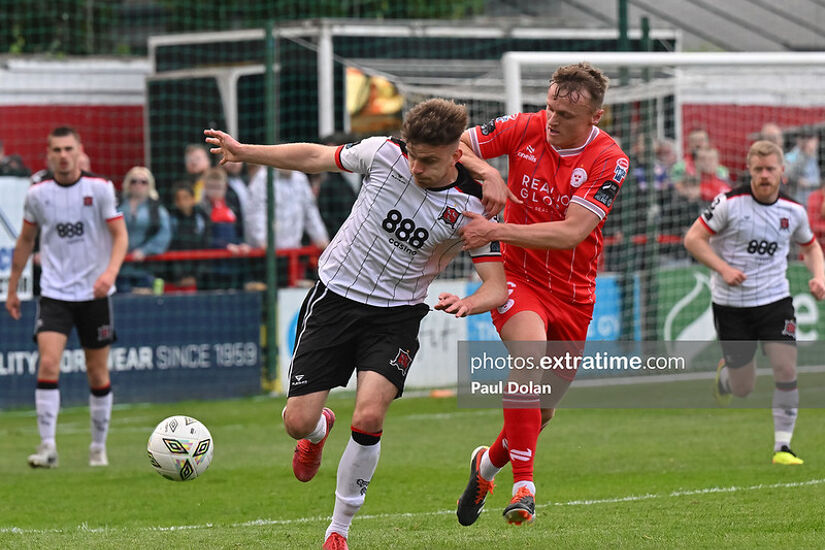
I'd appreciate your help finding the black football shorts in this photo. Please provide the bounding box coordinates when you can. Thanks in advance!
[34,295,117,349]
[712,296,796,368]
[287,281,430,398]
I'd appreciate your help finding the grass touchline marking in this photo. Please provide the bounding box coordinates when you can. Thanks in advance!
[2,478,822,535]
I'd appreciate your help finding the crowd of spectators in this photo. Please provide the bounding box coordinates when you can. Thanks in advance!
[111,144,341,292]
[604,123,823,268]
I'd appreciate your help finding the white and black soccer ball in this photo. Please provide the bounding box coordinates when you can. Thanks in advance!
[147,415,213,481]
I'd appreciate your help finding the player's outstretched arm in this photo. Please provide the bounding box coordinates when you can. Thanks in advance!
[5,221,38,320]
[684,219,746,286]
[434,261,507,318]
[458,133,520,217]
[800,240,825,299]
[204,129,339,174]
[460,204,600,251]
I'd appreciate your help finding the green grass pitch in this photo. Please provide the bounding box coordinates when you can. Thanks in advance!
[2,394,824,549]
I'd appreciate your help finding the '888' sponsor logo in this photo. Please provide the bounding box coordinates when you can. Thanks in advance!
[382,209,429,249]
[56,221,84,239]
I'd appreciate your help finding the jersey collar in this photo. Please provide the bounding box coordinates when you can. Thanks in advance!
[427,163,472,192]
[550,125,600,156]
[54,170,86,188]
[747,184,782,206]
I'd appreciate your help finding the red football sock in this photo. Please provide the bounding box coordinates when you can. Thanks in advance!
[487,426,510,468]
[502,395,541,485]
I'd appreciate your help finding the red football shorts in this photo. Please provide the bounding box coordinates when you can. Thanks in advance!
[490,277,594,381]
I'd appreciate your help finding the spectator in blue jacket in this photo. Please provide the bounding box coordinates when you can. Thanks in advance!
[117,166,172,292]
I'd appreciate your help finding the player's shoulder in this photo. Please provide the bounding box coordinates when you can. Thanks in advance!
[723,185,752,200]
[777,189,805,209]
[476,112,536,136]
[339,135,394,159]
[355,136,404,163]
[27,176,52,199]
[452,164,483,201]
[80,171,112,185]
[590,128,628,160]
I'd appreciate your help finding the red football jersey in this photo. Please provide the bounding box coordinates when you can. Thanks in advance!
[468,111,629,304]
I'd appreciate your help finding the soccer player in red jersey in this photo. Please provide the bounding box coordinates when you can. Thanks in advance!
[454,62,630,526]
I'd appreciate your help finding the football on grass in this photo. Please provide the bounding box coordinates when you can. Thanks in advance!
[147,415,213,481]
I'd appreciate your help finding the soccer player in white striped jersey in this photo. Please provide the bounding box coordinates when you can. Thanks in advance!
[5,126,128,469]
[206,99,508,550]
[685,140,825,465]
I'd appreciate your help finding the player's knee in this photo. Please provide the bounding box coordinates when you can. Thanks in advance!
[37,355,61,378]
[282,407,318,439]
[351,408,385,434]
[85,366,109,388]
[729,377,755,398]
[773,363,796,382]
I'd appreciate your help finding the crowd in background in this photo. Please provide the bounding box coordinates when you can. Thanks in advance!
[2,134,356,293]
[603,123,824,269]
[2,123,823,292]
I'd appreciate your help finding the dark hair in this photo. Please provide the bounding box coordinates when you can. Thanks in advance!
[48,126,81,143]
[401,99,468,146]
[551,62,609,111]
[172,181,195,197]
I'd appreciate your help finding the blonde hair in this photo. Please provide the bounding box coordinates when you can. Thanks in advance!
[203,167,227,186]
[747,140,784,166]
[122,166,159,200]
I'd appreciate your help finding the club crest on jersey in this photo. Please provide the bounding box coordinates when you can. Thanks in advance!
[97,324,112,340]
[83,196,93,206]
[390,348,413,376]
[570,167,588,188]
[782,319,796,337]
[440,206,461,227]
[780,217,790,230]
[613,158,629,184]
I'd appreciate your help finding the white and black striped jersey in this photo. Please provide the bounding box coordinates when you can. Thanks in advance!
[699,185,815,307]
[322,136,501,307]
[24,172,123,301]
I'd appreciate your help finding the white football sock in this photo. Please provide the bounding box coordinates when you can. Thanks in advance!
[513,480,536,496]
[718,365,731,393]
[479,449,502,481]
[773,385,798,452]
[306,413,328,444]
[325,434,381,540]
[35,388,60,447]
[90,391,113,447]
